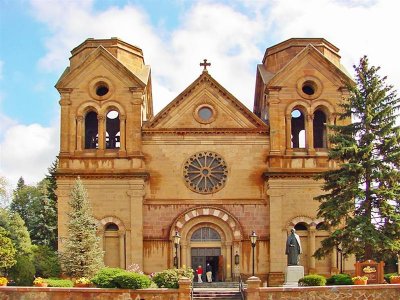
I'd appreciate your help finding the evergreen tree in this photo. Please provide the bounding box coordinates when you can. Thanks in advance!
[315,56,400,261]
[29,179,57,249]
[0,226,16,274]
[10,178,40,224]
[60,178,104,278]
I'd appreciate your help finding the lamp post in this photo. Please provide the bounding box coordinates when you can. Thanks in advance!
[173,231,181,268]
[250,231,257,276]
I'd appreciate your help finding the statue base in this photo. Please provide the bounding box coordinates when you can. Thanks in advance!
[283,266,304,287]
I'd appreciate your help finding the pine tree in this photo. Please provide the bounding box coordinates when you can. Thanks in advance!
[60,178,104,278]
[315,56,400,261]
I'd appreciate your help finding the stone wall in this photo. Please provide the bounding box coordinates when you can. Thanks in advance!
[246,276,400,300]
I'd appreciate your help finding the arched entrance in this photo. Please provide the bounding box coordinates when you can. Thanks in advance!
[170,207,243,281]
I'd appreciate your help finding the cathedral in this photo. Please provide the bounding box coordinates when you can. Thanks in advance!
[55,37,354,286]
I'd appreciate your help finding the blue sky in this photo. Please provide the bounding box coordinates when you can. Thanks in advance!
[0,0,399,196]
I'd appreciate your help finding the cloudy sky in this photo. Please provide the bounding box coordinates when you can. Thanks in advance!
[0,0,399,191]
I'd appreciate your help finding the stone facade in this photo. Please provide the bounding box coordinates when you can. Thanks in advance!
[56,37,354,286]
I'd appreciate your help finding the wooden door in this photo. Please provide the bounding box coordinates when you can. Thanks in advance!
[218,255,224,281]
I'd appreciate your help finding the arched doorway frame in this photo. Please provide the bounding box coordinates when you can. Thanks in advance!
[97,216,126,269]
[170,207,243,281]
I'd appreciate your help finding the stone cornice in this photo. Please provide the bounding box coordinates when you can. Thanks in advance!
[263,169,325,179]
[56,171,149,180]
[143,127,269,135]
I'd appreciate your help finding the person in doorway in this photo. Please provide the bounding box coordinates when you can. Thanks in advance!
[206,263,212,282]
[196,265,203,283]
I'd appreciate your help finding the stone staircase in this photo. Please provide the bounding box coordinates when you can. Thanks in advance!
[192,282,242,300]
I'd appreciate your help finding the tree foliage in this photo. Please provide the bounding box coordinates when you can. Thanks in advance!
[315,56,400,261]
[9,171,58,249]
[0,226,17,273]
[59,177,104,278]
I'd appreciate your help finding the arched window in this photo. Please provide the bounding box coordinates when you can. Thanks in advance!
[106,110,120,149]
[313,109,327,148]
[291,109,306,148]
[294,222,308,231]
[105,223,119,231]
[316,222,326,230]
[191,227,221,241]
[85,111,98,149]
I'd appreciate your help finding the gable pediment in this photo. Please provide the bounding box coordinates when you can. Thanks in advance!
[55,46,150,90]
[267,44,354,88]
[145,72,268,134]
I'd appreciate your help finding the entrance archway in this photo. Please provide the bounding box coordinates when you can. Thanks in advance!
[170,207,243,281]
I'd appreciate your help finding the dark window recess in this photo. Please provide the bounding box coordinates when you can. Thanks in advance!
[313,110,327,148]
[302,81,316,96]
[105,223,119,231]
[85,111,98,149]
[294,223,308,231]
[106,110,120,149]
[96,84,109,96]
[316,222,327,230]
[291,109,305,148]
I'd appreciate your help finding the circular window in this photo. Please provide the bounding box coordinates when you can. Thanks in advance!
[96,82,109,96]
[297,76,322,100]
[183,151,228,194]
[302,81,316,96]
[198,107,213,121]
[194,104,216,124]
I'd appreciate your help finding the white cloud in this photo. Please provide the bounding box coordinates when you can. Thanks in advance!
[267,0,400,88]
[0,123,59,188]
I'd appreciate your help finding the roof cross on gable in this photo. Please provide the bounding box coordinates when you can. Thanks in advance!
[200,59,211,72]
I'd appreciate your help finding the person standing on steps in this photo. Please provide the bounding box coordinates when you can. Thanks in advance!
[206,263,212,282]
[196,265,203,283]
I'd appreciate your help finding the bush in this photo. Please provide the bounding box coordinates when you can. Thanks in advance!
[8,255,35,286]
[152,266,194,289]
[45,278,73,287]
[113,271,151,289]
[384,273,398,283]
[32,245,61,278]
[91,267,125,288]
[326,273,353,285]
[298,274,326,286]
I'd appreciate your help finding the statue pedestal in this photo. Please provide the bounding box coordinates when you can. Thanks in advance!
[284,266,304,287]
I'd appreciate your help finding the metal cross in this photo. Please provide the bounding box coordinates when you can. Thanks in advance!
[200,59,211,71]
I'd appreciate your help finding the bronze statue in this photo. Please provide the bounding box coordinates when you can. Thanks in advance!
[285,228,302,265]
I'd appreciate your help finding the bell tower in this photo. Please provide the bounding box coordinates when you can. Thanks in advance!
[254,38,353,285]
[55,38,152,268]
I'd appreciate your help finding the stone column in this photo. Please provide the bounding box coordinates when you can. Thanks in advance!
[76,116,83,151]
[308,224,316,273]
[267,186,286,286]
[181,243,188,268]
[285,114,292,153]
[97,115,105,150]
[226,242,232,281]
[307,114,315,154]
[128,88,143,155]
[127,179,145,269]
[119,231,125,269]
[266,89,282,155]
[331,247,338,274]
[58,89,72,154]
[119,114,126,154]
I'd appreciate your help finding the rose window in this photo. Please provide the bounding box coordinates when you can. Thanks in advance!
[183,151,228,194]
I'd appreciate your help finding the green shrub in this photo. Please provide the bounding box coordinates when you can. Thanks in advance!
[298,274,326,286]
[384,273,398,283]
[326,273,353,285]
[8,255,35,286]
[32,245,61,278]
[91,267,125,288]
[45,278,73,287]
[113,271,151,289]
[152,266,194,289]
